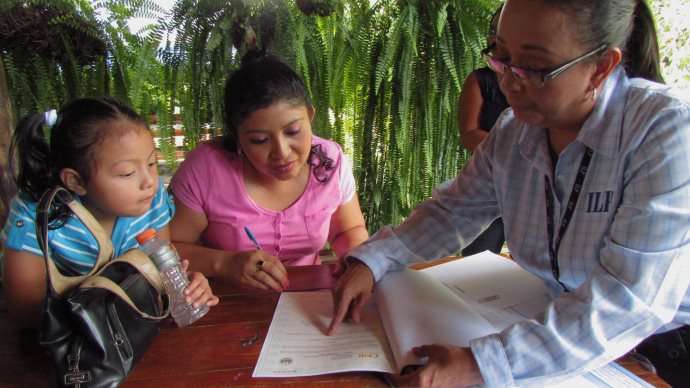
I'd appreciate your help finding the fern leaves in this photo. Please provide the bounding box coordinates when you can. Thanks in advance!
[2,0,498,233]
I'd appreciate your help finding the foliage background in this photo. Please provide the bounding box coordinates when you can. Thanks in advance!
[653,0,690,99]
[1,0,499,232]
[1,0,689,234]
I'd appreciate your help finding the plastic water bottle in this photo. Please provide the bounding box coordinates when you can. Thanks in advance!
[136,228,209,327]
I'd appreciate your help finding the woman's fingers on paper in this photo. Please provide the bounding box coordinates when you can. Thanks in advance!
[349,295,367,323]
[327,293,350,335]
[327,285,363,334]
[347,263,375,323]
[328,270,357,333]
[328,262,375,334]
[327,290,369,334]
[328,279,346,333]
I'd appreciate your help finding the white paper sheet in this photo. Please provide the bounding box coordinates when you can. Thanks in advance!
[421,251,551,329]
[375,269,496,370]
[550,363,653,387]
[253,291,397,377]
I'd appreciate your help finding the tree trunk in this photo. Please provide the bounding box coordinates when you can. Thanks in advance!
[0,57,16,228]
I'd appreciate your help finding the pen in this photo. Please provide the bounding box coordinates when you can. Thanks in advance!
[244,226,262,250]
[244,226,290,290]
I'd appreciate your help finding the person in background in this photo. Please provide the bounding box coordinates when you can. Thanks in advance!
[169,49,369,292]
[622,1,664,83]
[329,0,690,386]
[457,4,507,256]
[1,97,218,328]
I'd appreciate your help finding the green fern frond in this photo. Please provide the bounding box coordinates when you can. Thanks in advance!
[2,0,500,233]
[439,21,461,92]
[373,6,405,94]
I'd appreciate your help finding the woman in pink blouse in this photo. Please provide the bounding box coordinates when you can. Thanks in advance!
[169,49,369,292]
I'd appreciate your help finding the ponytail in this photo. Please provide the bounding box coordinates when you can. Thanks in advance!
[623,0,664,83]
[544,0,663,84]
[9,112,59,202]
[9,97,147,224]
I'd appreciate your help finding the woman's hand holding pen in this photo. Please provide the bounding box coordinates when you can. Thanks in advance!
[246,251,289,292]
[217,250,289,292]
[236,226,289,292]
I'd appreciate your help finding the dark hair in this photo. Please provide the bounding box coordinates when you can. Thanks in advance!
[542,0,663,83]
[624,1,664,83]
[9,96,147,205]
[222,49,333,182]
[488,4,504,38]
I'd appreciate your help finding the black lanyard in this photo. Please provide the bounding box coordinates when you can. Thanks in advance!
[544,147,593,292]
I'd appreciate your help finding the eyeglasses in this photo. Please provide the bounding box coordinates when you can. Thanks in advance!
[482,44,607,88]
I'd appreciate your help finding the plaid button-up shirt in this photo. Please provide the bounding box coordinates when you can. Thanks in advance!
[349,67,690,386]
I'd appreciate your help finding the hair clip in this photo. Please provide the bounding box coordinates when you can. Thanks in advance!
[44,109,58,127]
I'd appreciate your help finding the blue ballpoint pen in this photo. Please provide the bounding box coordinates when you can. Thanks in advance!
[244,227,290,288]
[244,226,262,250]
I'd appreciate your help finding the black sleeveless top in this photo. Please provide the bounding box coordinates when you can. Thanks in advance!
[476,67,509,131]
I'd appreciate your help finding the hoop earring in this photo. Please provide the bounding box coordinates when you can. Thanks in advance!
[591,88,598,101]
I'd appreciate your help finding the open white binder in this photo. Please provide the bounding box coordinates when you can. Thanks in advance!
[253,251,652,387]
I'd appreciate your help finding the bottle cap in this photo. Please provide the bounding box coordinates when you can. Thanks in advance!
[135,228,158,245]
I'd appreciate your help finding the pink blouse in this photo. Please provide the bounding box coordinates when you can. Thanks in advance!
[169,136,355,265]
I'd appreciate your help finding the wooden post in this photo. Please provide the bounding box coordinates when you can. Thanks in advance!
[0,58,16,228]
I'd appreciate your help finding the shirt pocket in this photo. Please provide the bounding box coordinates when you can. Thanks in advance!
[304,206,336,242]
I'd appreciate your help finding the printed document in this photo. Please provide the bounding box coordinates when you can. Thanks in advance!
[253,269,494,376]
[253,251,652,387]
[420,251,552,329]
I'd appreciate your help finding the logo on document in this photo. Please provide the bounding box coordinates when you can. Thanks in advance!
[279,358,293,366]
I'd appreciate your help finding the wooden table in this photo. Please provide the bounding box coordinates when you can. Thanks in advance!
[0,262,670,387]
[0,265,387,387]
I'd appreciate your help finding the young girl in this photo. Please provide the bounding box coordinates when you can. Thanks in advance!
[1,97,218,328]
[169,50,369,292]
